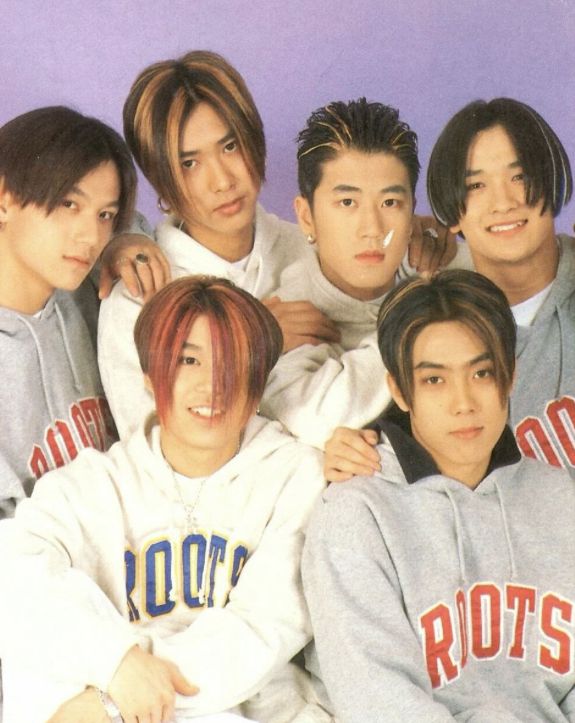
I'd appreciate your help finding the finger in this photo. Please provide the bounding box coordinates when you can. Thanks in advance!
[133,261,156,301]
[98,264,114,300]
[325,468,354,483]
[408,216,424,269]
[117,262,142,298]
[162,700,175,723]
[172,668,200,696]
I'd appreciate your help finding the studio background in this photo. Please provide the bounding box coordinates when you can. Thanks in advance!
[4,0,574,229]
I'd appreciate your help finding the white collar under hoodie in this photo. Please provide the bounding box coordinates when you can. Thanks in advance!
[510,234,575,475]
[0,280,115,518]
[0,413,325,723]
[303,410,575,722]
[98,204,308,441]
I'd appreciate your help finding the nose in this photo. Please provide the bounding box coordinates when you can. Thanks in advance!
[75,213,103,250]
[490,179,520,214]
[450,378,476,415]
[208,157,235,193]
[358,203,385,243]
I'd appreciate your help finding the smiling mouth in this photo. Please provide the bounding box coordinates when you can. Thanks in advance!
[189,406,224,419]
[63,255,91,267]
[487,220,527,233]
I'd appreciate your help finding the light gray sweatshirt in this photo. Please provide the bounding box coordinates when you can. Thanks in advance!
[510,235,575,475]
[303,414,575,722]
[0,280,115,518]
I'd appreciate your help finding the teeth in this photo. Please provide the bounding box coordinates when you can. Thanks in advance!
[190,406,214,417]
[489,221,525,232]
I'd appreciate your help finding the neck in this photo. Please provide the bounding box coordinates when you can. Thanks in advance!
[438,459,489,490]
[472,237,559,307]
[0,248,51,313]
[181,219,255,263]
[160,431,241,478]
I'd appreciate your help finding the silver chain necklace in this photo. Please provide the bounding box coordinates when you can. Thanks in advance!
[173,472,207,532]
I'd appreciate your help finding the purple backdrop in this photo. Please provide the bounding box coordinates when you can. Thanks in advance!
[3,0,575,230]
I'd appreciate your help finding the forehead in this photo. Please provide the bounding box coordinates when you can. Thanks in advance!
[412,320,487,366]
[184,314,212,348]
[73,160,121,201]
[180,102,229,150]
[316,148,411,193]
[466,124,518,169]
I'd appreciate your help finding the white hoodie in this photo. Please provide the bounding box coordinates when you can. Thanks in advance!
[0,414,325,723]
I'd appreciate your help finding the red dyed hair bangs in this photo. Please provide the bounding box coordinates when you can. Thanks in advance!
[134,276,283,424]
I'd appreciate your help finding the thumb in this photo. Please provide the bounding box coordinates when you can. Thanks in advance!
[98,266,113,300]
[170,665,199,696]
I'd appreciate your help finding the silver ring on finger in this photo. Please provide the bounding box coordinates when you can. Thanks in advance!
[422,227,439,240]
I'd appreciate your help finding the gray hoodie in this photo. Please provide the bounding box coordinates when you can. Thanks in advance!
[511,235,575,475]
[0,280,116,518]
[303,414,575,722]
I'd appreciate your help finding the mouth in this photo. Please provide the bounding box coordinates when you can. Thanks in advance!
[214,197,244,216]
[189,405,224,420]
[487,220,527,233]
[450,426,483,440]
[63,255,91,268]
[354,251,386,264]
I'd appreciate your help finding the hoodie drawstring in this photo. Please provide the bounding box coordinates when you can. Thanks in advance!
[18,314,58,421]
[445,488,468,585]
[55,302,82,392]
[494,483,517,580]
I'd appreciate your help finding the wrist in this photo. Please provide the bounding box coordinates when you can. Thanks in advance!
[97,688,123,722]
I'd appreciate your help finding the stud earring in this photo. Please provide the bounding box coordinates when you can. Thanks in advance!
[307,234,315,245]
[157,197,171,214]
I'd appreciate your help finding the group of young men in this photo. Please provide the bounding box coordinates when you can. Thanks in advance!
[0,47,574,722]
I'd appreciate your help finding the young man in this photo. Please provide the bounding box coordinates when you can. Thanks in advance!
[0,277,326,723]
[326,98,575,479]
[303,270,575,721]
[0,106,138,517]
[260,99,460,448]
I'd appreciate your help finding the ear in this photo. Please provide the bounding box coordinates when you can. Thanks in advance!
[294,195,316,239]
[449,222,461,236]
[386,373,410,413]
[0,179,15,225]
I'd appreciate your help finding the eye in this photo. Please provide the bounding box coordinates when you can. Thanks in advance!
[339,198,355,208]
[181,158,197,170]
[99,210,117,222]
[512,172,526,183]
[382,198,399,208]
[474,367,494,379]
[423,375,443,385]
[179,355,200,366]
[465,182,483,192]
[223,139,238,153]
[61,199,77,210]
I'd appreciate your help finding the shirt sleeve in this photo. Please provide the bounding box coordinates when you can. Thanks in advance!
[97,279,154,440]
[259,333,390,450]
[302,490,456,723]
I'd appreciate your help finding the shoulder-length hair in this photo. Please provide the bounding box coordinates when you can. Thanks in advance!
[123,50,265,220]
[134,276,282,425]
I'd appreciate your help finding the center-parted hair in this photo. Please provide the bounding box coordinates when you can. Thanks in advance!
[123,50,265,220]
[377,269,516,408]
[427,98,572,228]
[134,276,283,425]
[297,98,420,203]
[0,106,136,231]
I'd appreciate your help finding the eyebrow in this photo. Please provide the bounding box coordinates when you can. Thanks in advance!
[414,351,492,370]
[179,130,236,159]
[332,183,408,194]
[465,160,522,178]
[182,341,203,351]
[68,185,120,208]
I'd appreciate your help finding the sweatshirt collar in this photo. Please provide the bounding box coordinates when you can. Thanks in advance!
[372,405,521,485]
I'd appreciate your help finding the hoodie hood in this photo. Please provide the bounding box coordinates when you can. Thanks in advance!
[155,204,300,300]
